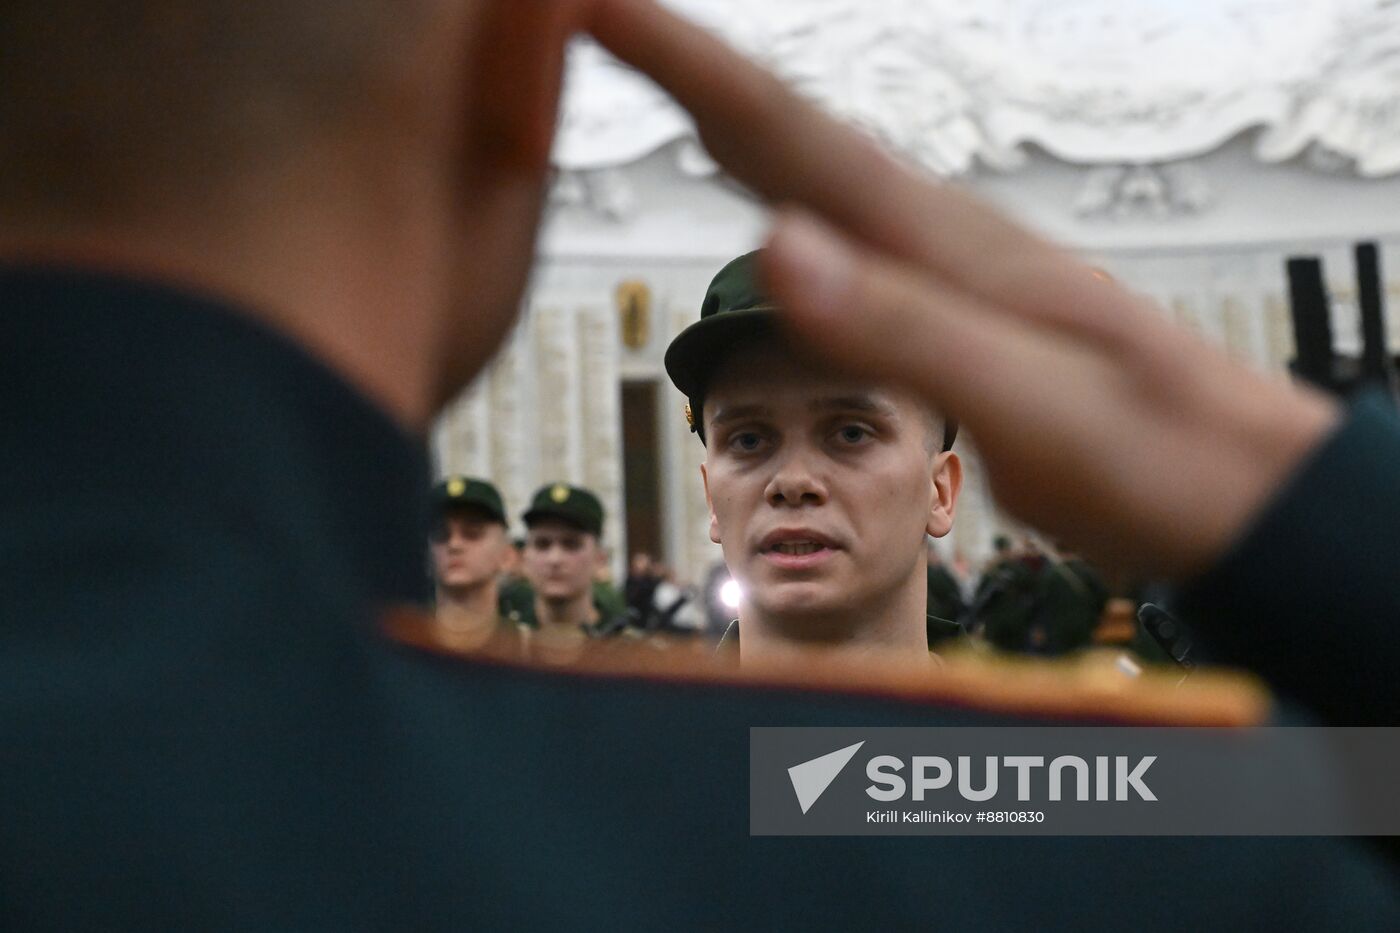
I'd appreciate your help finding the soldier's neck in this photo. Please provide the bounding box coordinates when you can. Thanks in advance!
[435,580,500,633]
[737,566,932,667]
[535,592,598,630]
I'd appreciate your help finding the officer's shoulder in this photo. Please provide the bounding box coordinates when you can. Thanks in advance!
[712,647,1268,727]
[381,608,1267,727]
[918,649,1268,726]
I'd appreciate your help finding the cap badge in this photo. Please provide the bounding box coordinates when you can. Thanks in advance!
[446,477,466,497]
[550,484,571,503]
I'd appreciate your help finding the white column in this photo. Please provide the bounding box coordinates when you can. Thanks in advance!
[578,300,626,574]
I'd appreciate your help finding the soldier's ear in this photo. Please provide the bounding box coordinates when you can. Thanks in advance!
[926,451,962,538]
[700,463,722,545]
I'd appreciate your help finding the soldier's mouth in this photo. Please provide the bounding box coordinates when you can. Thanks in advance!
[759,528,841,553]
[758,531,841,569]
[769,542,825,556]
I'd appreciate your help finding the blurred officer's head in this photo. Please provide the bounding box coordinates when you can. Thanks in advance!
[0,1,579,421]
[666,252,960,638]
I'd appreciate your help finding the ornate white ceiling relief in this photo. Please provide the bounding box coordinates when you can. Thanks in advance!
[1255,0,1400,176]
[1074,162,1214,219]
[550,0,1400,222]
[548,167,637,221]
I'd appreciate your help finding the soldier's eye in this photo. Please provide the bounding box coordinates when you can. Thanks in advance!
[836,425,871,444]
[728,431,765,453]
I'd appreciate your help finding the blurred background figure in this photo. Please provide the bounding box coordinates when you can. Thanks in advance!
[925,540,967,649]
[625,552,662,620]
[507,484,632,657]
[499,538,526,592]
[966,539,1109,658]
[646,564,707,636]
[592,543,629,622]
[430,477,514,647]
[625,553,706,636]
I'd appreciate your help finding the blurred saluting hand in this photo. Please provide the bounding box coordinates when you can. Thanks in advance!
[585,0,1339,579]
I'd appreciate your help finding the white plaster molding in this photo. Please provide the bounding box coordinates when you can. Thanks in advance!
[1073,162,1214,219]
[555,0,1400,189]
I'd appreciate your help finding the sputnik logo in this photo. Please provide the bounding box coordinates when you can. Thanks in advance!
[787,741,865,814]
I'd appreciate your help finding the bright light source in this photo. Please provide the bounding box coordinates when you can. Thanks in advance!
[720,579,742,610]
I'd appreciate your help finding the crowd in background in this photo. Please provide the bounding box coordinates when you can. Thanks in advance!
[433,474,1180,669]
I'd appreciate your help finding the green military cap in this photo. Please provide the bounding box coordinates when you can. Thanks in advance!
[522,483,604,537]
[431,475,507,525]
[664,249,956,450]
[664,251,776,442]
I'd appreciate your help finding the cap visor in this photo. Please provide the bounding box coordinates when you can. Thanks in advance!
[663,308,777,400]
[522,507,597,536]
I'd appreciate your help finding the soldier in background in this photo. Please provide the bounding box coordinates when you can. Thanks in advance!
[591,542,629,621]
[991,534,1013,560]
[429,476,514,648]
[639,563,709,636]
[508,483,631,660]
[624,552,662,620]
[499,536,525,590]
[971,540,1110,656]
[1045,546,1111,653]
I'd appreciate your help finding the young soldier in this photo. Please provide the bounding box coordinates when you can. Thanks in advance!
[429,475,513,648]
[666,250,962,664]
[511,483,630,660]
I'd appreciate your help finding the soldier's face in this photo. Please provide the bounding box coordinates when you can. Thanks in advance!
[431,511,510,590]
[524,520,599,603]
[701,340,960,628]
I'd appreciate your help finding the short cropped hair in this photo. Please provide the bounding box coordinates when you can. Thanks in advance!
[0,2,427,223]
[923,411,954,455]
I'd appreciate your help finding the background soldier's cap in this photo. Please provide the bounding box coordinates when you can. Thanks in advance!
[664,249,956,450]
[431,475,507,525]
[522,483,605,537]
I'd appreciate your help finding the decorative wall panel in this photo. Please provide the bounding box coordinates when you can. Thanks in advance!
[556,0,1400,188]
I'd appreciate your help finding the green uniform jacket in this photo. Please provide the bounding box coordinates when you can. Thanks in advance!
[3,269,1396,930]
[499,579,632,637]
[973,556,1108,656]
[719,617,965,652]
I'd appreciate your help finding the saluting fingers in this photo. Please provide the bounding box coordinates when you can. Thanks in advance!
[585,0,1156,347]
